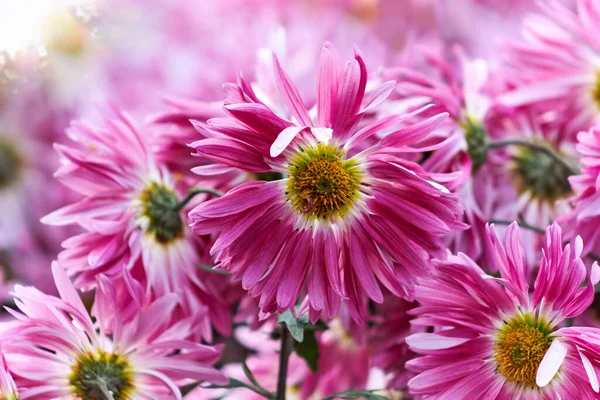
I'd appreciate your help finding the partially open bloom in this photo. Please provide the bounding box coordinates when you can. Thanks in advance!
[2,263,226,399]
[42,108,232,338]
[406,222,600,398]
[500,0,600,135]
[189,42,464,322]
[563,126,600,255]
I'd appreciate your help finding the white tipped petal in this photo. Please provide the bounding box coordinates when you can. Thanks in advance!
[406,333,470,350]
[270,126,305,157]
[591,262,600,286]
[579,349,599,393]
[311,127,333,143]
[536,339,567,388]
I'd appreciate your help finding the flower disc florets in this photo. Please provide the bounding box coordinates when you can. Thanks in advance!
[69,351,134,400]
[494,314,553,388]
[0,141,20,189]
[139,182,184,244]
[511,141,572,203]
[286,143,362,221]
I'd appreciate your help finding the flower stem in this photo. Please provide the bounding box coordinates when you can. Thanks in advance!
[276,325,293,400]
[487,139,579,176]
[174,188,223,211]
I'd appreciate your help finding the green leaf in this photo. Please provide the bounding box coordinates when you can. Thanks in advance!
[277,309,309,342]
[180,381,201,396]
[196,263,231,275]
[322,389,388,400]
[294,329,319,371]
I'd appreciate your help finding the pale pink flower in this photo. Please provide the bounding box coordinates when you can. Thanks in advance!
[42,108,232,339]
[407,222,600,398]
[189,42,465,323]
[2,263,227,399]
[499,0,600,136]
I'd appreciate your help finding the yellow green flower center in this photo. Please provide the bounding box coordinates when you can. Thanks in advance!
[286,143,362,221]
[0,141,21,189]
[462,117,489,174]
[494,315,553,387]
[592,71,600,111]
[140,182,184,244]
[69,351,134,400]
[511,140,572,203]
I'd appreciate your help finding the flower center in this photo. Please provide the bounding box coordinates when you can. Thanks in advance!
[0,141,21,189]
[592,71,600,111]
[140,182,184,244]
[69,351,134,400]
[463,117,489,174]
[511,141,572,203]
[286,143,361,220]
[494,316,553,387]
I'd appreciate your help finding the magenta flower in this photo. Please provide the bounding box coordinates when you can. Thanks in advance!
[42,108,232,339]
[500,0,600,135]
[189,42,465,322]
[2,263,226,399]
[406,222,600,398]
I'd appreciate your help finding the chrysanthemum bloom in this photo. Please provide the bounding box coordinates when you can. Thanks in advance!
[189,42,464,322]
[42,108,232,338]
[2,263,227,399]
[0,353,18,400]
[0,76,77,297]
[499,0,600,135]
[482,108,580,266]
[562,126,600,255]
[385,48,495,261]
[406,222,600,398]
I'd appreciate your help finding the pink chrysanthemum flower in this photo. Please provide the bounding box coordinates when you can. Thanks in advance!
[2,263,226,399]
[500,0,600,135]
[42,108,232,338]
[562,126,600,255]
[385,48,497,261]
[189,42,464,322]
[406,222,600,398]
[0,353,18,400]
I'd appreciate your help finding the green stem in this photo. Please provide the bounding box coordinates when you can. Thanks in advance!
[487,140,579,176]
[276,325,293,400]
[174,188,223,211]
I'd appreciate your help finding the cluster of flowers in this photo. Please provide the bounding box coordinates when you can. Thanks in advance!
[6,0,600,398]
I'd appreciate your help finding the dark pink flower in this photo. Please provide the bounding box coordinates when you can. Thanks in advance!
[189,42,465,323]
[407,222,600,398]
